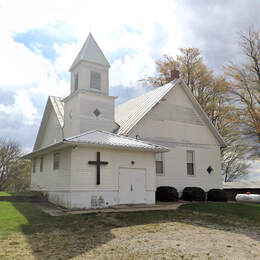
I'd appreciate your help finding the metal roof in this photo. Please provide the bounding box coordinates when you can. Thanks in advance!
[115,80,178,135]
[49,96,64,127]
[46,78,226,148]
[115,79,226,147]
[70,32,110,71]
[65,130,169,152]
[223,181,260,189]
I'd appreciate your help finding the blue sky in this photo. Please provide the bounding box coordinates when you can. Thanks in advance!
[14,21,76,62]
[0,0,259,180]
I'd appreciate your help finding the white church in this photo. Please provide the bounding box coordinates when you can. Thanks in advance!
[25,33,226,209]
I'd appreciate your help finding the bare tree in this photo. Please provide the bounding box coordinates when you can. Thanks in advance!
[141,48,251,181]
[0,139,31,192]
[225,27,260,158]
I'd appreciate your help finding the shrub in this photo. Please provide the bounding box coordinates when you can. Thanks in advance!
[156,186,179,202]
[182,187,206,201]
[207,189,227,202]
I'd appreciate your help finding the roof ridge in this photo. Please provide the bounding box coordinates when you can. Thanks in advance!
[66,129,98,140]
[65,129,169,151]
[96,130,169,149]
[49,95,63,100]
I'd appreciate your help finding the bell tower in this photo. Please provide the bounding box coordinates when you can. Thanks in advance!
[63,33,118,138]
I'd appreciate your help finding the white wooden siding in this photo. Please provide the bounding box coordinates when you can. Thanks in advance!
[128,84,222,191]
[39,108,63,149]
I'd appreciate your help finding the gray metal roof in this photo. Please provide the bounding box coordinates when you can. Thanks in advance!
[115,80,178,135]
[115,79,226,147]
[223,181,260,189]
[49,96,64,127]
[65,130,169,152]
[48,78,226,148]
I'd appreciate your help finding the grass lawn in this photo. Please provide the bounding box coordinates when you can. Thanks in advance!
[0,191,39,197]
[180,202,260,224]
[0,201,259,259]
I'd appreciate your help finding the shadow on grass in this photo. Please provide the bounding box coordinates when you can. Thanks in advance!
[10,202,260,259]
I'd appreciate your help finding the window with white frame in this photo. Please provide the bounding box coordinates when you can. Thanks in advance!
[53,152,60,170]
[155,153,164,175]
[187,151,195,176]
[74,73,79,91]
[90,71,101,90]
[40,157,44,172]
[32,159,36,173]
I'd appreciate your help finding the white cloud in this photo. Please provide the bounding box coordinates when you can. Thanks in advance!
[0,90,38,125]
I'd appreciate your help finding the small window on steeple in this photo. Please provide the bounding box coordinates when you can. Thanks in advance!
[74,73,79,91]
[90,71,101,90]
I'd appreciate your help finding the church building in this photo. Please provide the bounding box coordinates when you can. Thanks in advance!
[24,33,226,209]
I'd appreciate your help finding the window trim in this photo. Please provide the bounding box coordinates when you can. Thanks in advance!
[53,152,60,170]
[187,150,195,176]
[155,152,164,176]
[40,157,44,172]
[32,159,36,173]
[74,73,79,91]
[90,71,101,90]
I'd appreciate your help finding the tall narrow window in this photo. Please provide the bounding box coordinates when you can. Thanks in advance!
[187,151,195,176]
[40,157,44,172]
[32,159,36,173]
[53,152,60,170]
[74,73,79,91]
[155,153,164,175]
[90,71,101,90]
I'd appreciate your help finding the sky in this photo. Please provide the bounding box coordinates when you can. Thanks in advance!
[0,0,259,180]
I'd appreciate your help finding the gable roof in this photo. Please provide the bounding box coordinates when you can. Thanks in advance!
[33,96,64,151]
[223,181,260,189]
[65,130,169,152]
[115,80,177,136]
[49,96,64,127]
[70,32,110,71]
[25,130,169,158]
[115,79,226,148]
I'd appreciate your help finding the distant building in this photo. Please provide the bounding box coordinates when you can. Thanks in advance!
[223,182,260,200]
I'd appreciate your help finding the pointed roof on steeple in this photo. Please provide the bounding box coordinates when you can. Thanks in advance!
[69,32,110,71]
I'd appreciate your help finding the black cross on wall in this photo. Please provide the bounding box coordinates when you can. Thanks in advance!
[88,152,108,185]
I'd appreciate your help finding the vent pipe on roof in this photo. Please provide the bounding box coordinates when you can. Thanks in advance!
[170,69,180,80]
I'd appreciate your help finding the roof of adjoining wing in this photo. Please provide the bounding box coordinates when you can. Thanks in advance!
[115,79,226,148]
[65,130,169,152]
[25,129,169,158]
[223,181,260,189]
[70,32,110,71]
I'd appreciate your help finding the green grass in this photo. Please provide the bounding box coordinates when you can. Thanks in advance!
[180,202,260,224]
[0,191,40,197]
[0,201,260,259]
[0,192,11,196]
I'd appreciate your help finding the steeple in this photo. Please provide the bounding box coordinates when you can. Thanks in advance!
[63,33,118,138]
[69,33,110,71]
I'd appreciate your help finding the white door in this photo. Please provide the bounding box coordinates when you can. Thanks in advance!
[119,168,146,204]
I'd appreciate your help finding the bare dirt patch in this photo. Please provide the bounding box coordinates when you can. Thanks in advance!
[0,211,260,260]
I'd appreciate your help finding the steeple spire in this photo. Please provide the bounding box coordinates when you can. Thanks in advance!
[69,33,110,71]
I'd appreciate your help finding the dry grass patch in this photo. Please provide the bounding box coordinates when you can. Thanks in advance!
[0,202,260,259]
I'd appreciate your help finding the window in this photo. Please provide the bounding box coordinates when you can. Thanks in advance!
[53,152,60,170]
[187,151,195,176]
[90,71,101,90]
[32,159,36,173]
[74,73,79,91]
[40,157,44,172]
[156,153,164,175]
